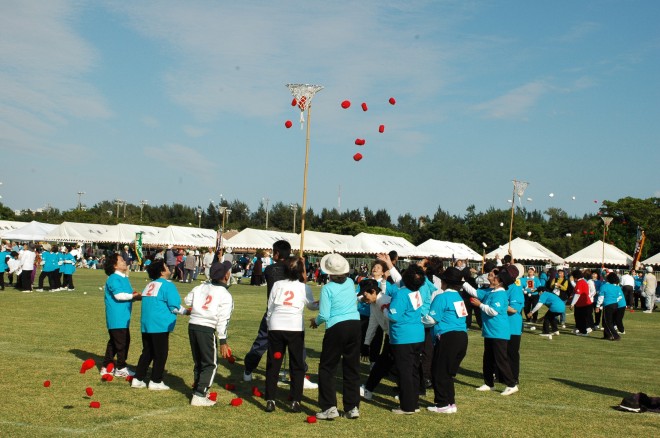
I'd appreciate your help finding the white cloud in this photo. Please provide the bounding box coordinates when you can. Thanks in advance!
[472,81,549,120]
[553,22,600,43]
[143,143,216,177]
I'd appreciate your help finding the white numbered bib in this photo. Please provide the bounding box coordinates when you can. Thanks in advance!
[142,281,162,297]
[453,300,468,318]
[408,291,422,310]
[274,290,299,308]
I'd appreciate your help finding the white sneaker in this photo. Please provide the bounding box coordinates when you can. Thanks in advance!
[148,381,170,391]
[561,324,566,329]
[303,377,318,389]
[316,406,339,420]
[586,328,593,334]
[643,310,652,313]
[392,408,419,414]
[131,378,147,389]
[501,386,519,396]
[552,331,560,336]
[35,289,44,292]
[529,326,536,331]
[573,329,580,334]
[539,333,553,340]
[428,404,457,413]
[576,332,589,337]
[243,371,253,382]
[360,385,373,400]
[191,394,216,406]
[344,407,360,419]
[476,384,495,391]
[114,367,135,377]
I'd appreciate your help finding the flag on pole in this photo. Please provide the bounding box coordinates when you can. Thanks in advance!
[214,229,223,255]
[134,232,144,265]
[631,227,646,269]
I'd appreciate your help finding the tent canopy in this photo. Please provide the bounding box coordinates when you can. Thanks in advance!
[334,232,417,257]
[43,222,113,243]
[289,231,353,253]
[486,237,565,264]
[142,225,218,248]
[0,220,29,238]
[565,241,633,267]
[223,228,297,251]
[415,239,482,261]
[642,252,660,266]
[1,221,57,241]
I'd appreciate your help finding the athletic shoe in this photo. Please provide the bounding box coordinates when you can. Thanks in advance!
[191,394,216,406]
[131,378,147,389]
[428,404,457,414]
[148,381,170,391]
[552,331,560,336]
[476,384,495,391]
[290,401,302,413]
[114,367,135,377]
[576,332,589,337]
[573,329,580,334]
[593,325,600,330]
[265,400,276,412]
[243,371,253,382]
[586,328,593,334]
[529,326,536,331]
[539,333,552,340]
[99,367,108,376]
[303,376,318,389]
[21,290,32,293]
[35,289,44,292]
[391,408,419,415]
[344,407,360,419]
[360,385,373,400]
[643,310,652,313]
[68,288,75,291]
[561,324,566,329]
[316,406,339,420]
[619,331,626,335]
[501,386,519,396]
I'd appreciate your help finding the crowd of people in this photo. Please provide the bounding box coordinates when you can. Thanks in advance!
[4,237,658,418]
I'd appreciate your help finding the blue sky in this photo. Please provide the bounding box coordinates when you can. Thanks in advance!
[1,0,659,221]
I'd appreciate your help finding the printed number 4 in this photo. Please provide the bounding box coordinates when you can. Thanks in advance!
[283,291,294,306]
[201,295,213,310]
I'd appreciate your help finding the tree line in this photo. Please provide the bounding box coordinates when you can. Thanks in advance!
[1,197,658,260]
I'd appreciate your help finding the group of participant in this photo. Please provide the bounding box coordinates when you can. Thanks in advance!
[0,242,79,292]
[99,240,657,419]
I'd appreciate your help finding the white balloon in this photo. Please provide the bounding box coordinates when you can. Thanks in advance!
[507,199,513,203]
[572,196,576,200]
[527,231,532,236]
[526,197,533,201]
[549,193,554,198]
[499,222,504,227]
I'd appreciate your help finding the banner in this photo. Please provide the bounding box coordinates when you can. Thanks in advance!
[214,229,223,256]
[134,232,144,265]
[631,227,645,269]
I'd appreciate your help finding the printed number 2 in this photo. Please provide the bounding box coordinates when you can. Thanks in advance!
[415,292,422,308]
[201,295,213,310]
[144,283,156,296]
[283,291,294,306]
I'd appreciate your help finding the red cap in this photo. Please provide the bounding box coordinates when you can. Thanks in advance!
[85,387,94,397]
[285,120,293,129]
[379,125,385,133]
[353,153,363,161]
[389,97,396,105]
[89,401,101,408]
[341,100,351,109]
[361,102,368,111]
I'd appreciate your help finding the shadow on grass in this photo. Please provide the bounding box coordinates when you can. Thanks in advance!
[550,378,630,398]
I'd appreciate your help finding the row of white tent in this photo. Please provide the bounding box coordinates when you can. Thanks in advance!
[1,220,658,266]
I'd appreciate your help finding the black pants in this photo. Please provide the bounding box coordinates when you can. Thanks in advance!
[622,286,634,308]
[593,303,602,326]
[483,338,515,388]
[0,271,5,290]
[574,306,591,334]
[189,325,218,397]
[51,269,61,289]
[524,295,540,322]
[266,330,305,402]
[365,335,394,391]
[391,341,424,412]
[506,334,521,384]
[245,312,309,374]
[359,315,383,363]
[421,327,433,386]
[614,306,626,334]
[135,332,170,383]
[542,311,561,334]
[19,270,33,291]
[38,270,53,289]
[431,331,467,406]
[602,304,620,340]
[462,291,481,328]
[61,274,74,290]
[318,320,361,412]
[103,328,131,369]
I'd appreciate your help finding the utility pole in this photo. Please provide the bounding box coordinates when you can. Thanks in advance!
[139,200,149,223]
[77,191,85,210]
[263,197,270,229]
[290,204,298,233]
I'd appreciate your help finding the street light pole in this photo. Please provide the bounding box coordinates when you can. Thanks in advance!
[114,199,124,219]
[197,206,202,228]
[290,204,297,233]
[263,197,270,229]
[77,191,85,210]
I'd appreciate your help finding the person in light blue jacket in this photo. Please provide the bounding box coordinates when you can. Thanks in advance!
[596,272,623,341]
[311,253,361,420]
[386,264,426,414]
[132,260,187,390]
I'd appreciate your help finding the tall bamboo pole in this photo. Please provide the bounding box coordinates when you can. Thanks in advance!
[508,183,516,253]
[299,104,312,258]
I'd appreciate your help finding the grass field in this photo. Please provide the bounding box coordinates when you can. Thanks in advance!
[0,269,658,437]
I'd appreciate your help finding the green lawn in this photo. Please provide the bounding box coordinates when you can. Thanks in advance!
[0,269,658,437]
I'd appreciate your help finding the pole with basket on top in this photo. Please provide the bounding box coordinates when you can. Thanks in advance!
[509,180,529,254]
[286,83,324,258]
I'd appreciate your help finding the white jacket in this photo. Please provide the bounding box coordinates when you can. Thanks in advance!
[185,283,233,340]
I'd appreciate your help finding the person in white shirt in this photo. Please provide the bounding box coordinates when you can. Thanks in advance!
[264,256,318,413]
[620,270,635,310]
[202,248,214,278]
[18,244,36,292]
[185,260,234,406]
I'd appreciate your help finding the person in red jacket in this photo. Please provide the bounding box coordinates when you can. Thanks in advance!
[570,270,593,336]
